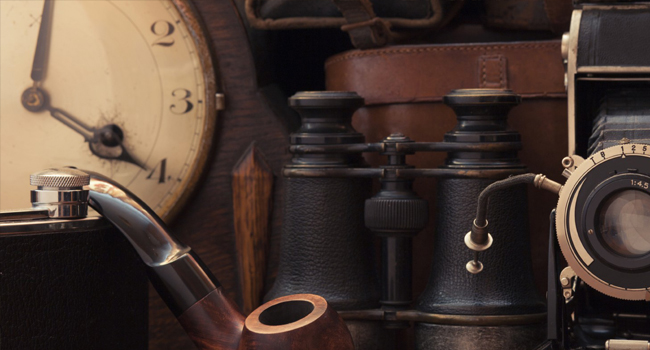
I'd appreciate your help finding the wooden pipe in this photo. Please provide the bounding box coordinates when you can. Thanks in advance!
[180,292,353,350]
[83,170,353,350]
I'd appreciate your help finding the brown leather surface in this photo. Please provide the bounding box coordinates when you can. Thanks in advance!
[245,0,443,30]
[485,0,553,31]
[325,41,566,105]
[325,41,569,298]
[543,0,573,33]
[332,0,391,49]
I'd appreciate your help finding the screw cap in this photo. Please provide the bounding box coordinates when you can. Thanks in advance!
[30,168,90,188]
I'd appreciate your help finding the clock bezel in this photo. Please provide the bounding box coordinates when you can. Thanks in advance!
[161,0,218,222]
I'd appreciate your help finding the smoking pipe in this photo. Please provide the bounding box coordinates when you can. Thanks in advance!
[84,170,354,350]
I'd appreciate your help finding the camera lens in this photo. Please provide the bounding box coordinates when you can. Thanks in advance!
[598,189,650,257]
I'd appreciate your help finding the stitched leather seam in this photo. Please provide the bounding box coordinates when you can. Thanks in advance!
[500,56,504,86]
[481,56,487,86]
[479,55,506,88]
[324,43,560,67]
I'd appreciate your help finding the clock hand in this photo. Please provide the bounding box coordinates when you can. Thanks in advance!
[50,106,147,170]
[49,107,94,141]
[22,0,54,111]
[20,86,147,170]
[21,2,145,171]
[31,0,54,84]
[89,124,148,171]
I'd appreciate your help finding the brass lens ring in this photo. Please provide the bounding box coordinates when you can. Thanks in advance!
[556,144,650,301]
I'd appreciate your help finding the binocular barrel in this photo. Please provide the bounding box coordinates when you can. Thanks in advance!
[415,90,546,349]
[265,92,387,349]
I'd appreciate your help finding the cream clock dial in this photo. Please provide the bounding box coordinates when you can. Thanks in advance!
[0,0,216,220]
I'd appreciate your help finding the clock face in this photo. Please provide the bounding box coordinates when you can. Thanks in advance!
[0,0,216,220]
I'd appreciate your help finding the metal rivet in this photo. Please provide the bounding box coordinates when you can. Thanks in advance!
[466,260,484,274]
[561,32,570,60]
[561,277,570,286]
[588,229,594,235]
[562,156,574,168]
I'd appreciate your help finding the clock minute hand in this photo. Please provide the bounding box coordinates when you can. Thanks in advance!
[31,0,54,84]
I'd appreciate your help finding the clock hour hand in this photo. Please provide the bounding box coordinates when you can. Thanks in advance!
[88,124,148,171]
[20,87,147,170]
[49,107,147,170]
[31,0,54,84]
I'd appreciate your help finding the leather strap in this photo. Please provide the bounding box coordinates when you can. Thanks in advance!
[332,0,391,49]
[325,41,566,106]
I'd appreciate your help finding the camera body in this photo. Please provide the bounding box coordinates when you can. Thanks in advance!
[549,2,650,348]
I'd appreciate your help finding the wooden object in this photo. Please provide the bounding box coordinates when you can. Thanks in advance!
[239,294,355,350]
[177,291,353,350]
[232,143,274,315]
[177,288,245,350]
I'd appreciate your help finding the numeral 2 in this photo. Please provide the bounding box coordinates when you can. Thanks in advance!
[151,20,175,47]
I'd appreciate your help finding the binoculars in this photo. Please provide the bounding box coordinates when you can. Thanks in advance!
[266,89,546,350]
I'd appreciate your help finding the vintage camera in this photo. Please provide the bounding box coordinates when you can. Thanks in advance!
[555,2,650,348]
[464,3,650,349]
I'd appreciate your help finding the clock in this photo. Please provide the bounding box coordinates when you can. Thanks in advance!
[0,0,217,220]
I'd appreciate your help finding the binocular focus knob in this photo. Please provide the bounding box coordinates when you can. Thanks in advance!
[365,194,428,235]
[30,167,90,218]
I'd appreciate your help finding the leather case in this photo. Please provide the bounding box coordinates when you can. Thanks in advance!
[245,0,444,30]
[324,40,569,295]
[484,0,573,32]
